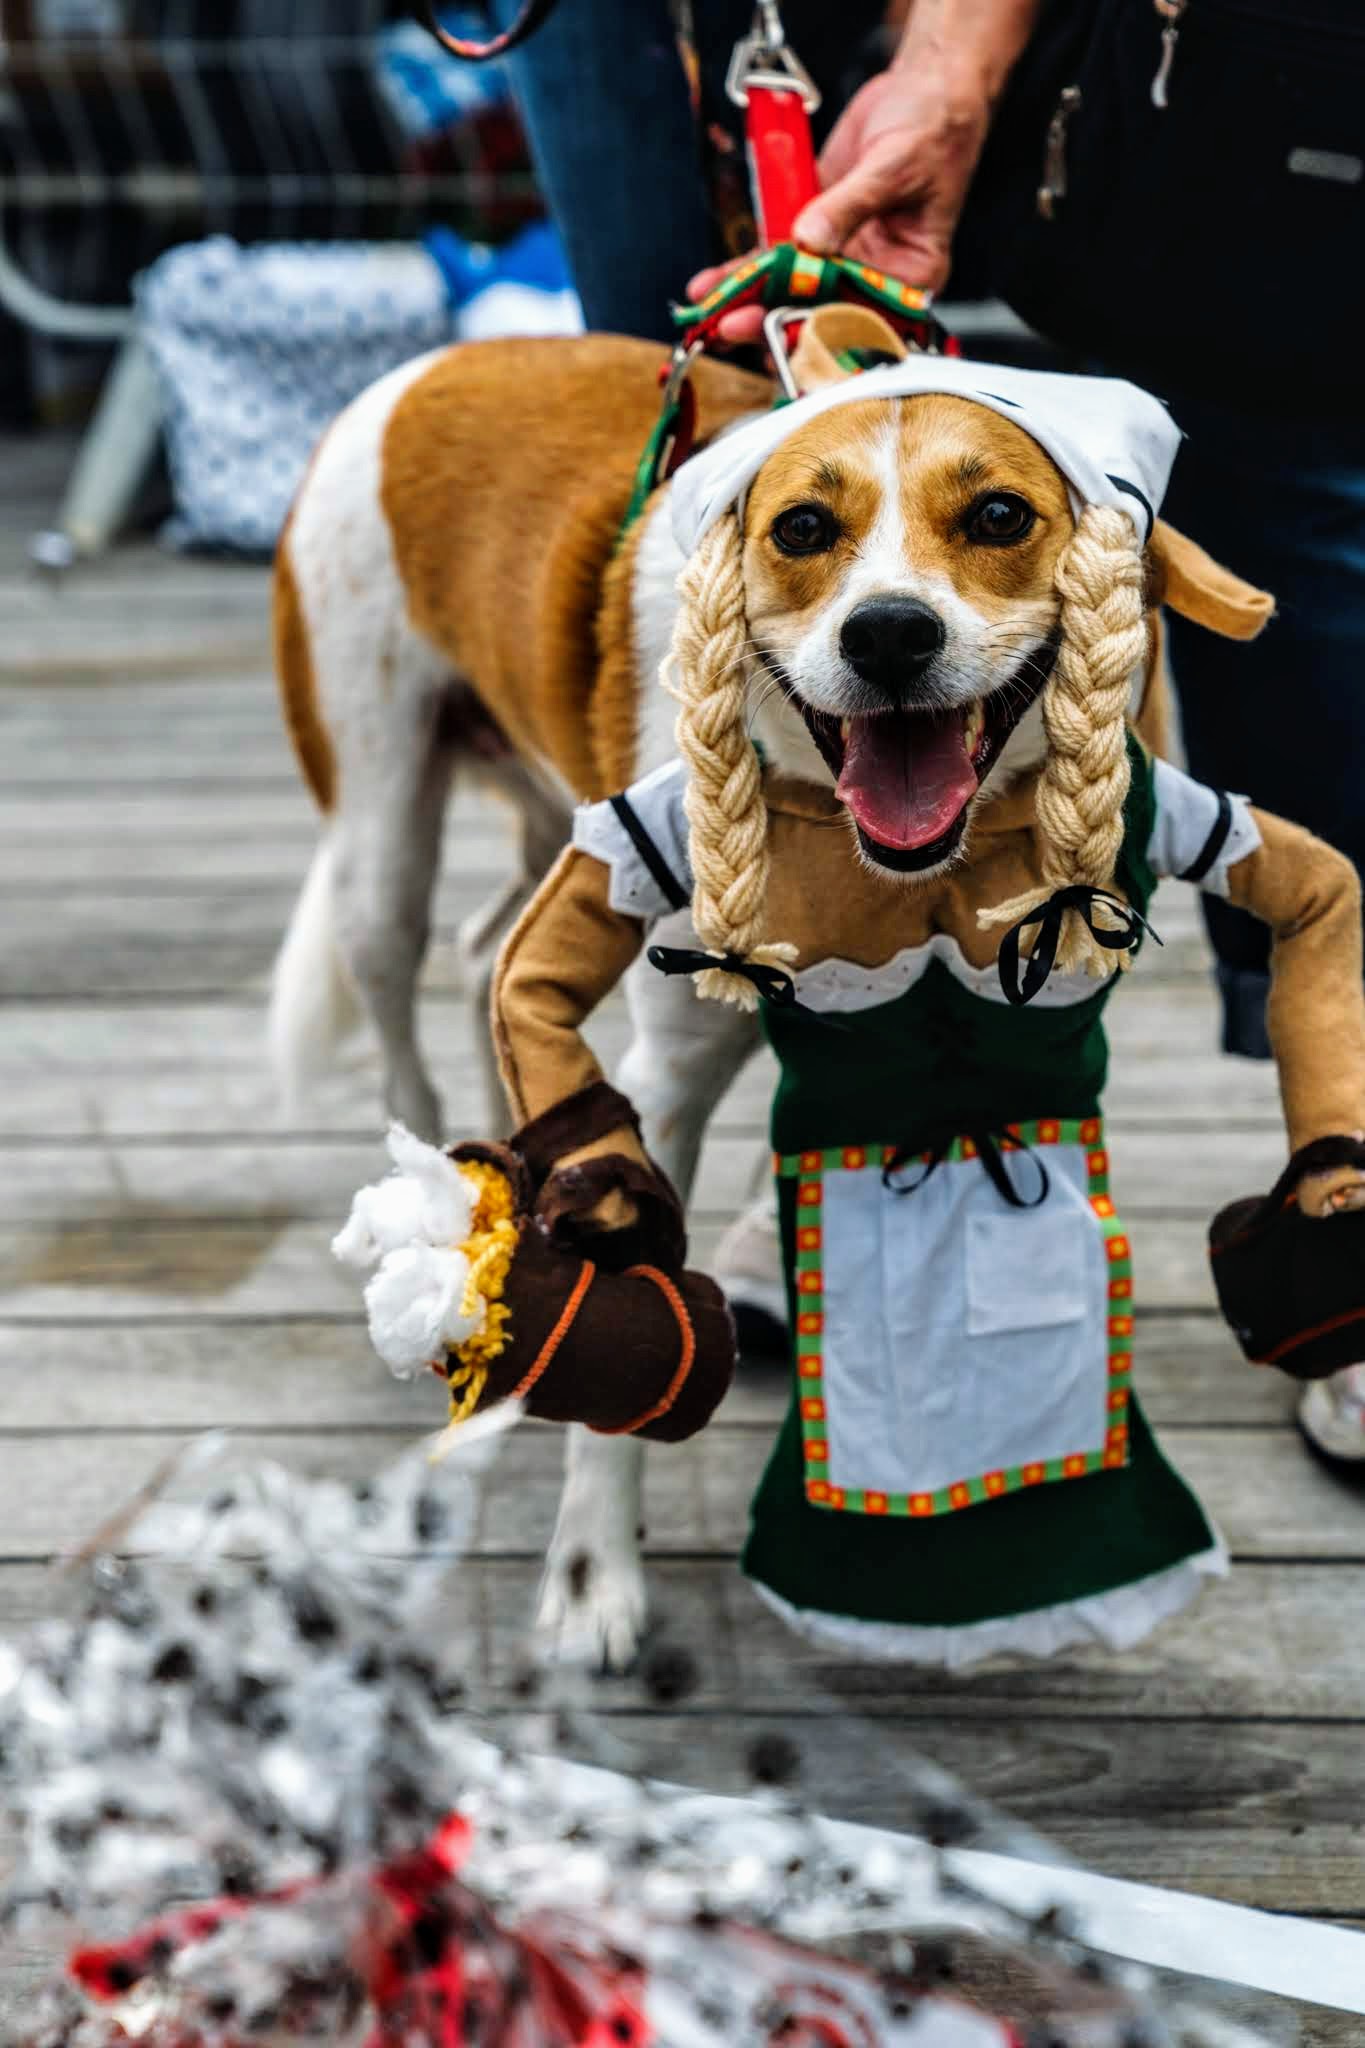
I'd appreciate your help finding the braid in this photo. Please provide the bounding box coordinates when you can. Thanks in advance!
[980,504,1147,978]
[666,514,796,1009]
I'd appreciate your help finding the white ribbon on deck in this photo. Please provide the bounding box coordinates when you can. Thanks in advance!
[520,1749,1365,2019]
[945,1843,1365,2018]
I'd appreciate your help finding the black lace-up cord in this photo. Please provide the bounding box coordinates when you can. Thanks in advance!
[998,886,1161,1007]
[647,943,796,1006]
[881,1127,1050,1209]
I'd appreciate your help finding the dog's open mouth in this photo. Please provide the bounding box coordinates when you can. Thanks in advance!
[793,645,1057,873]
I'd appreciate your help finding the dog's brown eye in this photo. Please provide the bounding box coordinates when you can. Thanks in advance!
[966,493,1035,545]
[772,504,838,555]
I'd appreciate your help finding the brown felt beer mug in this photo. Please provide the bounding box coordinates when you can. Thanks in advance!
[335,1085,737,1441]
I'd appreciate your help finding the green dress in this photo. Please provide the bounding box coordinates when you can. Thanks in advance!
[573,740,1225,1667]
[739,743,1222,1664]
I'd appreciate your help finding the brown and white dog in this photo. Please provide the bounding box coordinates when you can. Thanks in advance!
[270,313,1325,1667]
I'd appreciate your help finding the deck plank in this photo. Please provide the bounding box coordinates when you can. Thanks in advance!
[0,1422,1354,1564]
[0,1212,1234,1314]
[0,1311,1303,1429]
[0,1125,1289,1224]
[0,563,1360,2030]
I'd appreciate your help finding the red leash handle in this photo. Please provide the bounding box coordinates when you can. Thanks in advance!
[725,2,823,250]
[745,81,820,246]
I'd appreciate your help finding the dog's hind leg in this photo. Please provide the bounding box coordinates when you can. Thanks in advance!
[327,669,462,1143]
[277,350,466,1141]
[538,919,763,1671]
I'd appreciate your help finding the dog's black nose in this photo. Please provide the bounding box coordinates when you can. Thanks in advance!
[839,596,946,699]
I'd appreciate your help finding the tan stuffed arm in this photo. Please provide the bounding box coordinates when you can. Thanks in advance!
[492,847,649,1181]
[1226,810,1365,1211]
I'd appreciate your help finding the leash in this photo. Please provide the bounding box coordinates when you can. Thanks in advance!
[416,0,948,531]
[415,0,563,60]
[627,0,949,536]
[723,0,822,244]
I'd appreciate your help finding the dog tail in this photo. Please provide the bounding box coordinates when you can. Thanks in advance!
[268,835,361,1112]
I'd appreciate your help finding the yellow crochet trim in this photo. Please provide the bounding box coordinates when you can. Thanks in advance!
[446,1360,488,1425]
[445,1158,518,1422]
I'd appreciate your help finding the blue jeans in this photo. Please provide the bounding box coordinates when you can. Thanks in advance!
[1161,398,1365,1056]
[495,3,1365,1059]
[496,0,886,339]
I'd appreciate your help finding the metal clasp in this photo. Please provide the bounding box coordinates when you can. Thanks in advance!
[762,301,941,394]
[661,337,703,410]
[725,0,821,110]
[761,306,807,400]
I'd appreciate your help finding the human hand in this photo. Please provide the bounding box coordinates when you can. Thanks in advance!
[798,56,991,287]
[686,53,992,344]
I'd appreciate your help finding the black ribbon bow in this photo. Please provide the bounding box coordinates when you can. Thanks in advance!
[883,1126,1050,1209]
[647,943,798,1007]
[997,886,1161,1007]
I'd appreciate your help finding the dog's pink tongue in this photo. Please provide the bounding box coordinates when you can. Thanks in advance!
[835,711,976,851]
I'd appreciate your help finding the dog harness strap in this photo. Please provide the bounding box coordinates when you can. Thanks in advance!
[1176,788,1234,885]
[608,793,690,913]
[998,886,1161,1006]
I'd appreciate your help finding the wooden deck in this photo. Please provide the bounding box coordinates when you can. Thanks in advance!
[1,438,1363,2038]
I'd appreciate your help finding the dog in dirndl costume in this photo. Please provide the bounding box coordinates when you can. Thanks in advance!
[328,323,1365,1669]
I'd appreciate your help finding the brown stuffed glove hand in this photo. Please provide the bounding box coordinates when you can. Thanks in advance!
[511,1080,688,1273]
[545,1129,649,1237]
[1210,1135,1365,1377]
[1297,1131,1365,1217]
[536,1152,687,1272]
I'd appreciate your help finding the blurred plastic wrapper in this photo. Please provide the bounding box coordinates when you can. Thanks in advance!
[134,227,581,555]
[0,1411,1256,2048]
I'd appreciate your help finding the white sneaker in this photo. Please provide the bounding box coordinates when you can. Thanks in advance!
[1298,1363,1365,1464]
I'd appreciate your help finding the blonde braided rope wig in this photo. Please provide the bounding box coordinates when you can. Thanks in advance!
[666,501,1149,1005]
[665,512,796,1009]
[977,503,1149,978]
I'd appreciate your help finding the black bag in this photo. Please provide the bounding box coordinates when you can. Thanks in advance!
[958,0,1365,411]
[1209,1136,1365,1378]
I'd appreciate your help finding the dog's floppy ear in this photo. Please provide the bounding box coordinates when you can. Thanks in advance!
[789,305,907,392]
[1146,520,1275,641]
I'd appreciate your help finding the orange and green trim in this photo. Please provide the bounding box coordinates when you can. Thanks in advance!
[619,243,943,543]
[775,1118,1134,1518]
[673,242,935,340]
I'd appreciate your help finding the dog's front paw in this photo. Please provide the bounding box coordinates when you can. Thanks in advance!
[1298,1167,1365,1218]
[536,1541,648,1674]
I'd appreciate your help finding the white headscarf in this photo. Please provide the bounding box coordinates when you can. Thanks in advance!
[669,353,1182,553]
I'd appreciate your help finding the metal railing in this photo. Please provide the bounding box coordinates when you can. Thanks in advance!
[0,2,538,340]
[0,1,540,556]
